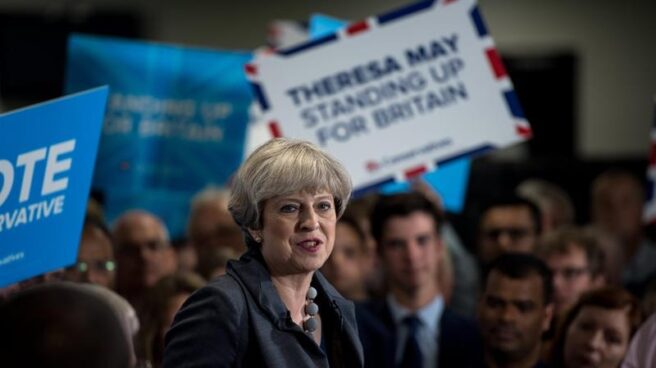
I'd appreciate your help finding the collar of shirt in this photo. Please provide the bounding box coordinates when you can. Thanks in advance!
[387,293,445,368]
[387,293,445,336]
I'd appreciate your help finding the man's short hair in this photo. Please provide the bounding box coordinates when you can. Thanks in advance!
[479,196,543,235]
[83,215,113,242]
[484,253,553,305]
[370,192,443,246]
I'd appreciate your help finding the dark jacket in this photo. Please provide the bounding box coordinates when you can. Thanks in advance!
[163,249,364,368]
[356,298,484,368]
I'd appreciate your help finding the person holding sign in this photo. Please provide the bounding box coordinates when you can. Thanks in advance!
[163,138,363,367]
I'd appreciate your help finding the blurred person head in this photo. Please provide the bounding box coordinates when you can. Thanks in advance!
[171,237,197,274]
[342,194,382,296]
[187,187,246,258]
[79,284,140,366]
[321,213,369,301]
[478,253,554,368]
[517,178,575,234]
[370,192,444,308]
[537,227,606,316]
[196,246,238,281]
[0,282,133,368]
[139,272,204,368]
[550,286,641,368]
[477,196,542,265]
[64,216,116,289]
[591,170,644,254]
[113,210,177,300]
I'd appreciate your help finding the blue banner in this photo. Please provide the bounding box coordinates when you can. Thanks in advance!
[308,14,471,213]
[66,35,253,237]
[0,87,108,287]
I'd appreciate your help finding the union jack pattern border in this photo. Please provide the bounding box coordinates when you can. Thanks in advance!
[245,0,529,197]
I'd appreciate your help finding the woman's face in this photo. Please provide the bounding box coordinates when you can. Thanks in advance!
[321,222,365,297]
[563,305,631,368]
[257,190,336,277]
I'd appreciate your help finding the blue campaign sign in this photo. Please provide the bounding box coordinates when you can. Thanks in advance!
[0,87,108,287]
[66,35,253,237]
[308,14,471,213]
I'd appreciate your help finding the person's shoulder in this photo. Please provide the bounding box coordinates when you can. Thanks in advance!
[439,307,484,367]
[356,298,388,315]
[355,299,394,331]
[440,307,481,342]
[183,274,247,315]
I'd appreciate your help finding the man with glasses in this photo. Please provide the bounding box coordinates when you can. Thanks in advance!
[113,210,178,309]
[477,197,542,266]
[64,216,116,289]
[536,227,606,317]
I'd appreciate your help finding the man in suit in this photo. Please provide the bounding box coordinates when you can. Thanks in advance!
[357,192,483,368]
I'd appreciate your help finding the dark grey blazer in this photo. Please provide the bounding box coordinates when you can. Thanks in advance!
[163,249,364,368]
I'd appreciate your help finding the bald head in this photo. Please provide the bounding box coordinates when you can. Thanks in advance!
[113,210,177,297]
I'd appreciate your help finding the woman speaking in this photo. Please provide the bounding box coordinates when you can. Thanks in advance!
[163,138,364,367]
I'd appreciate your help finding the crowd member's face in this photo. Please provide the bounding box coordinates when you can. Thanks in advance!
[379,211,442,295]
[592,177,643,243]
[321,222,366,299]
[66,226,116,289]
[257,190,336,276]
[478,271,552,364]
[188,201,245,256]
[115,214,177,292]
[479,205,537,264]
[563,306,631,368]
[544,245,597,315]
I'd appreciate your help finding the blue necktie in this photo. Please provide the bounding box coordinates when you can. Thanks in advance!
[400,315,423,368]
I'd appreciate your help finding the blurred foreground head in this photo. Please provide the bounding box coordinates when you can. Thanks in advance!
[0,282,134,368]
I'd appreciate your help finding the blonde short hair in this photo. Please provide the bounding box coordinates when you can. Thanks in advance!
[229,138,351,244]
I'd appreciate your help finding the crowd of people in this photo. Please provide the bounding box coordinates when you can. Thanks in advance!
[1,139,655,367]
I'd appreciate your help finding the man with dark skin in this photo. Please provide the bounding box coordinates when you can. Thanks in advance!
[478,253,554,368]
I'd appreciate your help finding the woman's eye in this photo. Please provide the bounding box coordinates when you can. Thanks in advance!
[280,204,298,213]
[604,331,624,345]
[577,321,595,332]
[317,201,332,211]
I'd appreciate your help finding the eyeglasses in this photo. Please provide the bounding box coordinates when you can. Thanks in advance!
[483,227,533,241]
[69,260,116,273]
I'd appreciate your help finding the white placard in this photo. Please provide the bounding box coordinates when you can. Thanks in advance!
[246,0,531,191]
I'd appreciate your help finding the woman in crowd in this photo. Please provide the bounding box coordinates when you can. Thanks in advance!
[163,138,363,367]
[321,212,370,301]
[549,286,642,368]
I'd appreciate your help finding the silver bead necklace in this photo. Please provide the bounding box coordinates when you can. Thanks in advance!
[303,286,319,334]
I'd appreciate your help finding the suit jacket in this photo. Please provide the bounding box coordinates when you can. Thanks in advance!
[163,248,364,368]
[356,298,484,368]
